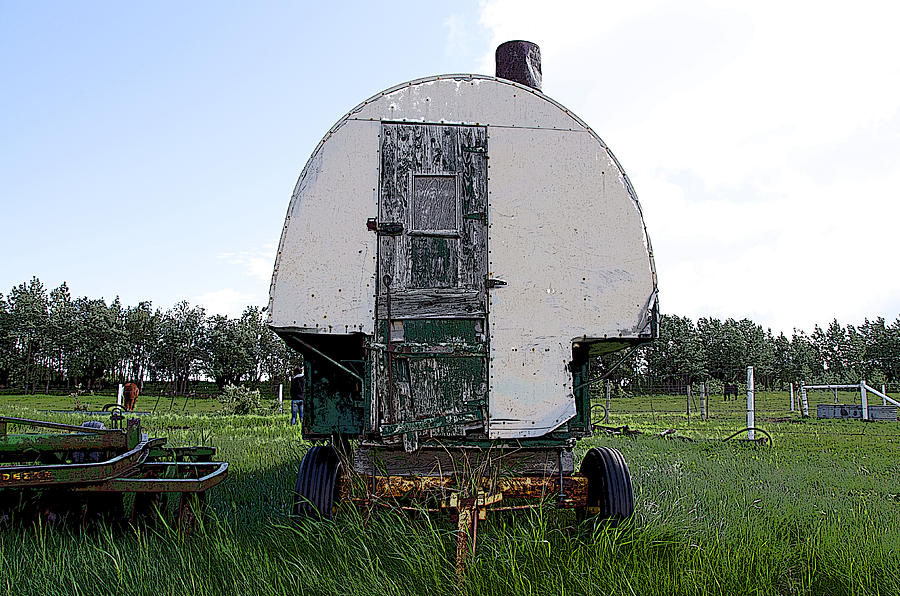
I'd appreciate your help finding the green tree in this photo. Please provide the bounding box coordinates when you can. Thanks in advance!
[788,329,822,384]
[124,301,156,386]
[67,296,128,389]
[887,318,900,384]
[0,293,12,387]
[201,314,256,390]
[239,306,269,383]
[48,282,76,390]
[6,277,49,392]
[697,317,727,382]
[151,301,206,394]
[641,314,707,387]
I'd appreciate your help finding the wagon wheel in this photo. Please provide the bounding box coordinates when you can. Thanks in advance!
[293,445,343,519]
[578,447,634,524]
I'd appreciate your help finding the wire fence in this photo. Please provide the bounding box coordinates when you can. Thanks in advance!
[0,380,285,400]
[589,385,900,443]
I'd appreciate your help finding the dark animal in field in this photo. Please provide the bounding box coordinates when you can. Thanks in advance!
[723,383,739,401]
[123,383,139,411]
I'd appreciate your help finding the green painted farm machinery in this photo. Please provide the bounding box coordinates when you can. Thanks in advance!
[0,415,228,528]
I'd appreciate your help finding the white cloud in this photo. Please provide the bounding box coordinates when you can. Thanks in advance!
[479,0,900,332]
[444,14,467,55]
[190,288,264,318]
[218,243,277,283]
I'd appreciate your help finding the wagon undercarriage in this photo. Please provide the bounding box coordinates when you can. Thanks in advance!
[293,442,634,577]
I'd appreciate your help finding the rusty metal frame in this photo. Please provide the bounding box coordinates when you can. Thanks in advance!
[0,416,227,495]
[72,462,229,493]
[354,473,588,506]
[0,416,122,435]
[345,472,588,581]
[0,438,159,488]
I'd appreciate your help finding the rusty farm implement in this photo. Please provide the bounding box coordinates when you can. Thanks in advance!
[0,415,228,528]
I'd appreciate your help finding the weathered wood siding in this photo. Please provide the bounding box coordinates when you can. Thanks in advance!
[375,124,489,438]
[377,123,487,318]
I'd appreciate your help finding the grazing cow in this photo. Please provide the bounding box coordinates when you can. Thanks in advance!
[723,383,739,401]
[123,383,140,411]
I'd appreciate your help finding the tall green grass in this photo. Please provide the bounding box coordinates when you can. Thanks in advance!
[1,394,898,595]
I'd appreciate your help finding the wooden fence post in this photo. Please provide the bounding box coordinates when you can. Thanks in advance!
[790,382,795,412]
[800,383,809,417]
[278,384,284,413]
[747,367,755,440]
[604,381,611,424]
[686,384,691,418]
[883,384,887,406]
[117,384,123,407]
[701,381,708,420]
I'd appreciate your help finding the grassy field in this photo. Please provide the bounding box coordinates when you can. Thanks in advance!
[0,392,225,415]
[0,391,898,595]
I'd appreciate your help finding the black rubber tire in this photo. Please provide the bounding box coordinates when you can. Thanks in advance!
[293,445,343,519]
[579,447,634,524]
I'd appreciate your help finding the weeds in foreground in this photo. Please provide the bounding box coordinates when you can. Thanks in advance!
[0,395,898,595]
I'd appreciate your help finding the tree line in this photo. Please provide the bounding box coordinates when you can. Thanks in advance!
[607,314,900,392]
[0,277,301,394]
[2,276,898,395]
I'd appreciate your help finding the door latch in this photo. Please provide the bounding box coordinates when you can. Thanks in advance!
[462,146,488,157]
[486,278,507,289]
[366,218,403,235]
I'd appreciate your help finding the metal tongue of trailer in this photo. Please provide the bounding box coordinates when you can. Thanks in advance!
[268,40,658,573]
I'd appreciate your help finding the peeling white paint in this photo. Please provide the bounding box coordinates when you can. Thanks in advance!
[486,125,655,438]
[269,120,380,333]
[269,75,656,440]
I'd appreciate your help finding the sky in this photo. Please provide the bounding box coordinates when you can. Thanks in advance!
[2,0,898,335]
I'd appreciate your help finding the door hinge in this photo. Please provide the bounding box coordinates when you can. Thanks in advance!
[464,212,487,223]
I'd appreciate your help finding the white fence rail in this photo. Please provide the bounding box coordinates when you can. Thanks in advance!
[864,383,900,408]
[801,381,899,420]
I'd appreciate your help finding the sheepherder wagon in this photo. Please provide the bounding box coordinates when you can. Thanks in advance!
[268,40,658,561]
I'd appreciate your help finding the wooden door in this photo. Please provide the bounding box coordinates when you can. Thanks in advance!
[376,123,488,443]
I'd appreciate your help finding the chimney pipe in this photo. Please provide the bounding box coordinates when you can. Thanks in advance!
[495,40,542,91]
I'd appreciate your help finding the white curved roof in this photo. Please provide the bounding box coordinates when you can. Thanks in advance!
[268,74,657,438]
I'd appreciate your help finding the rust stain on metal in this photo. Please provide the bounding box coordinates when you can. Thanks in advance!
[358,473,587,507]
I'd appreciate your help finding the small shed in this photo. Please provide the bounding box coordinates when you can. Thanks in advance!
[268,42,658,444]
